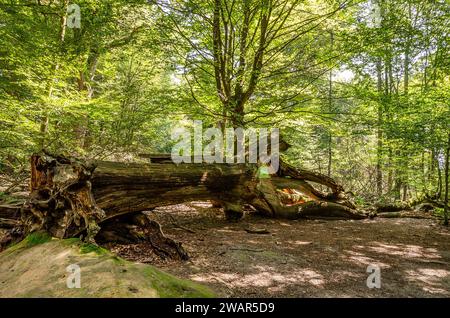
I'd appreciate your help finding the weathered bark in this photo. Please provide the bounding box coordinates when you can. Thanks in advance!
[25,154,104,241]
[278,161,346,198]
[297,201,367,220]
[21,153,260,249]
[375,202,411,213]
[90,160,252,219]
[16,153,363,246]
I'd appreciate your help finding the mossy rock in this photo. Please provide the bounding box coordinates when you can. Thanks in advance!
[0,234,215,298]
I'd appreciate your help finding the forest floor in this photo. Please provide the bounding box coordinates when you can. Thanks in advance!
[105,201,450,298]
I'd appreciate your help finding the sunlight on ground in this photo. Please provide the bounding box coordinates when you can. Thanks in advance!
[155,204,198,214]
[149,205,449,297]
[354,242,441,259]
[216,229,239,233]
[285,240,313,246]
[405,268,450,295]
[342,250,391,268]
[53,250,71,261]
[190,265,325,289]
[188,201,213,208]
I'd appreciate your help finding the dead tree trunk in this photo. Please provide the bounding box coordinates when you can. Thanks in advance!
[4,153,366,250]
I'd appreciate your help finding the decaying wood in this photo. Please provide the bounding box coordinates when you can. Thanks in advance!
[25,154,104,241]
[278,161,344,196]
[297,201,367,219]
[13,152,365,251]
[376,203,411,212]
[422,197,450,210]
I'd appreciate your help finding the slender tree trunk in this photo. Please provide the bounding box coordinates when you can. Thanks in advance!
[327,31,334,178]
[437,162,442,199]
[387,148,393,193]
[422,151,427,193]
[430,147,436,189]
[400,12,411,201]
[443,133,449,226]
[376,57,383,196]
[402,184,408,202]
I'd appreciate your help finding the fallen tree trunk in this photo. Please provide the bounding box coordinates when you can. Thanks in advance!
[375,202,411,212]
[297,201,367,219]
[15,153,364,246]
[423,197,450,210]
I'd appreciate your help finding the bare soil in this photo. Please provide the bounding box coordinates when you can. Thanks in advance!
[106,201,450,298]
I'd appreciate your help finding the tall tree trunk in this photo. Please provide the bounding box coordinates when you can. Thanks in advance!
[422,151,427,193]
[437,162,442,199]
[327,31,334,178]
[402,183,408,202]
[387,148,393,193]
[430,147,436,188]
[443,133,450,226]
[376,57,383,196]
[400,9,411,201]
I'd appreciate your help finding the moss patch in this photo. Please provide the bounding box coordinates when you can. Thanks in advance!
[61,237,81,245]
[144,267,215,298]
[79,243,109,255]
[5,231,52,253]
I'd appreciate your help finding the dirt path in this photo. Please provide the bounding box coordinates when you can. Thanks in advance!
[107,202,450,298]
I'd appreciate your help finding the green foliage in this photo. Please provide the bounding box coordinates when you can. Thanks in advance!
[0,0,448,204]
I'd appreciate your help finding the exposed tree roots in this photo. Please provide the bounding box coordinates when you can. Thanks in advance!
[96,213,189,261]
